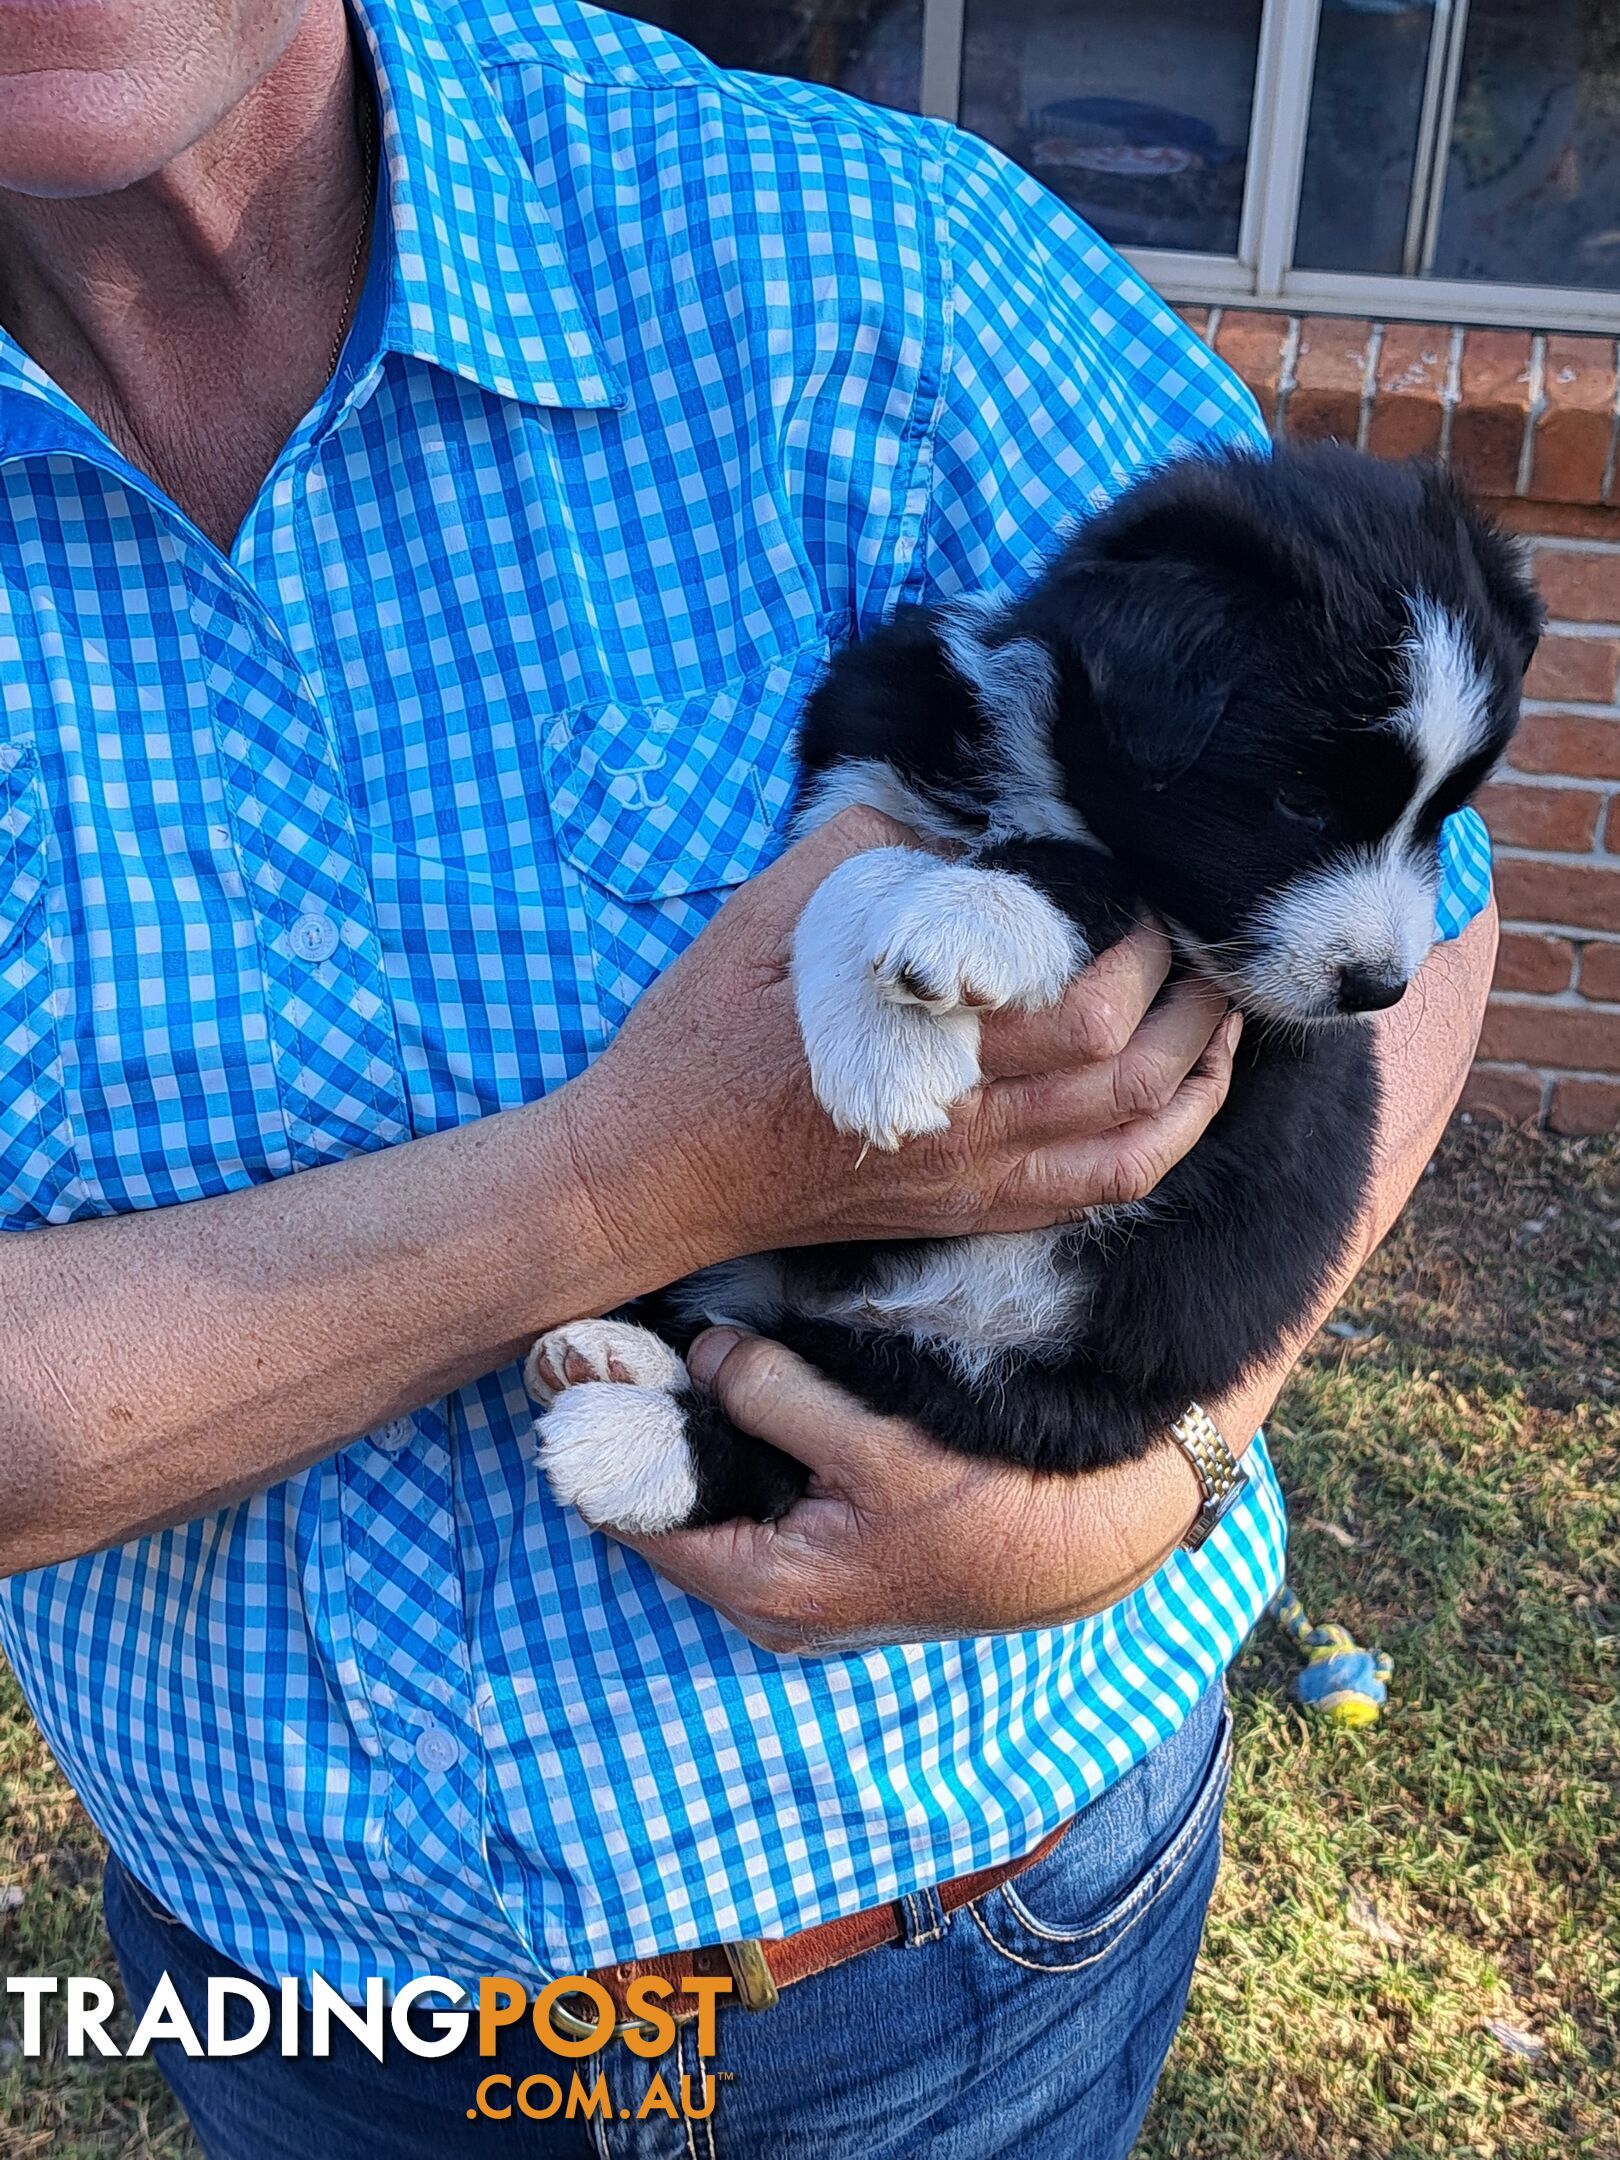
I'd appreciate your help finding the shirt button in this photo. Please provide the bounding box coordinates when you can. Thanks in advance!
[415,1727,460,1774]
[289,912,340,964]
[374,1416,413,1455]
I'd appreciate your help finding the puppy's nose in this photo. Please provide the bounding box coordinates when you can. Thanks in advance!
[1338,966,1407,1014]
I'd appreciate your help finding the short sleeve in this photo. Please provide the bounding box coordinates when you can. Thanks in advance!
[1434,807,1494,942]
[919,127,1267,600]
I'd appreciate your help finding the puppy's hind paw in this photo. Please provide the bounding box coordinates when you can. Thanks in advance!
[524,1319,688,1406]
[536,1384,700,1534]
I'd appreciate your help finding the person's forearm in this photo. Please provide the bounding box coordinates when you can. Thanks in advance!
[0,1084,695,1576]
[1203,899,1499,1464]
[0,803,1237,1581]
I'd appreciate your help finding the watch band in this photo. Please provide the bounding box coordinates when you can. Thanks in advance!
[1169,1402,1247,1551]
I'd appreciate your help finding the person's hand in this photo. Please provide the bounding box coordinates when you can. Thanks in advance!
[596,900,1502,1654]
[562,808,1240,1287]
[610,1326,1208,1650]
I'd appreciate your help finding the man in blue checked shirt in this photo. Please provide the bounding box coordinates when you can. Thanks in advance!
[0,2,1497,2153]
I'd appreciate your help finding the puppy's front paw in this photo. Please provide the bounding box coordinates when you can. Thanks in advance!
[524,1319,688,1406]
[870,876,1080,1016]
[537,1384,699,1533]
[792,849,1084,1150]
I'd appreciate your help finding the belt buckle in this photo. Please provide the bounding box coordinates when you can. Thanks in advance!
[549,1990,661,2049]
[722,1938,779,2013]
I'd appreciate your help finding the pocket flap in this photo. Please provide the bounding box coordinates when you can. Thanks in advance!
[540,644,831,902]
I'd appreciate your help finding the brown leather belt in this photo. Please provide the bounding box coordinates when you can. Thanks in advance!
[578,1816,1074,2037]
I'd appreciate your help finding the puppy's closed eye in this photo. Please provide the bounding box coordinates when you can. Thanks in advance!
[1275,785,1328,830]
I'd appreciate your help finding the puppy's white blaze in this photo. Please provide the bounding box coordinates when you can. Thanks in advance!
[1396,597,1493,794]
[536,1383,698,1533]
[1246,846,1437,1017]
[1237,597,1481,1020]
[792,848,1084,1149]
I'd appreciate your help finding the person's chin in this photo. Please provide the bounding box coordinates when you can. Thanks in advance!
[0,72,196,197]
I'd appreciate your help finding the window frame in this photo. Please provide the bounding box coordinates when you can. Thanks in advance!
[919,0,1620,333]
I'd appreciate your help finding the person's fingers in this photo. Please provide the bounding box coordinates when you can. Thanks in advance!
[1023,1010,1241,1214]
[606,1512,801,1636]
[988,973,1229,1140]
[684,1325,742,1388]
[605,1475,863,1650]
[979,921,1173,1079]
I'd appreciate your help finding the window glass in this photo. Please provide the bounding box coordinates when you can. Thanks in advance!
[958,0,1264,254]
[613,1,923,112]
[1296,0,1620,292]
[1294,1,1439,277]
[1431,0,1620,289]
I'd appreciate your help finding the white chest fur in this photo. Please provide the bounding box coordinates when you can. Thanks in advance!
[679,1229,1088,1385]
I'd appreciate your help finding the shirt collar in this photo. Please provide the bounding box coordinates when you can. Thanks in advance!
[0,0,623,459]
[357,0,623,410]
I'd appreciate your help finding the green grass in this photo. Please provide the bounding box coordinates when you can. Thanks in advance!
[1,1122,1616,2158]
[1143,1122,1619,2159]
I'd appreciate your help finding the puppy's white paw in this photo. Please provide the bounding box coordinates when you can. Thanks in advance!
[536,1384,699,1533]
[792,849,1084,1151]
[806,1001,981,1153]
[869,875,1080,1015]
[524,1319,688,1406]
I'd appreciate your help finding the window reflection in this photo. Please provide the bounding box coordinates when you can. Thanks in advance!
[959,0,1263,255]
[614,1,923,113]
[1298,0,1620,291]
[1295,1,1439,278]
[1433,0,1620,289]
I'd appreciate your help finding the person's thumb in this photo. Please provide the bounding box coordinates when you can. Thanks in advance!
[744,801,944,916]
[686,1326,882,1481]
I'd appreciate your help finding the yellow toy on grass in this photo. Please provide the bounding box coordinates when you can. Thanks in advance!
[1269,1585,1393,1729]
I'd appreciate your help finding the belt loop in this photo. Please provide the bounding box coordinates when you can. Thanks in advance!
[898,1883,948,1947]
[722,1939,780,2012]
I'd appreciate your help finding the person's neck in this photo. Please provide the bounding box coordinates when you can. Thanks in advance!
[0,1,369,551]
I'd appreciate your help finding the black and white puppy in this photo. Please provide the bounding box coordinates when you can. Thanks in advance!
[527,444,1541,1534]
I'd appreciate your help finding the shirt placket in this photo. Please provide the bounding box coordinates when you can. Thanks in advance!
[181,535,504,1952]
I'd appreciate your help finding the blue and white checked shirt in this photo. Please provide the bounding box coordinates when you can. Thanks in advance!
[0,0,1491,1995]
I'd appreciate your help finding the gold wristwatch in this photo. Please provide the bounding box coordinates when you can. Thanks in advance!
[1169,1403,1248,1551]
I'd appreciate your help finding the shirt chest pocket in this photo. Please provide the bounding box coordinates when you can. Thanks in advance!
[0,744,84,1228]
[541,640,832,1032]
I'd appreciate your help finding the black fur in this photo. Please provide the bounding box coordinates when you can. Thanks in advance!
[599,446,1540,1525]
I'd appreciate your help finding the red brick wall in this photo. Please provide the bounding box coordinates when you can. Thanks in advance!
[1178,308,1620,1134]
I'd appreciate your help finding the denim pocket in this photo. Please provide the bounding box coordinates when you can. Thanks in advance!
[969,1695,1232,1974]
[106,1852,186,1933]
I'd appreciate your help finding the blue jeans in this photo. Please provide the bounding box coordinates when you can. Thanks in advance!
[105,1681,1229,2160]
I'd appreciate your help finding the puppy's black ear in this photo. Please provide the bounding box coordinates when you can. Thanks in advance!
[1421,466,1545,676]
[1088,448,1330,605]
[1073,565,1234,790]
[1051,451,1322,788]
